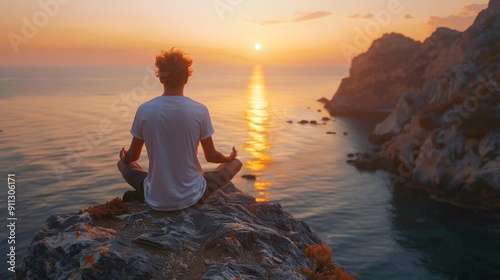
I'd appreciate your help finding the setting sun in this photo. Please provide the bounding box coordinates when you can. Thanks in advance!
[254,43,261,51]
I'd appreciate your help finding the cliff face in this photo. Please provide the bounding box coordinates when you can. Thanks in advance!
[325,33,422,114]
[349,0,500,210]
[17,183,346,279]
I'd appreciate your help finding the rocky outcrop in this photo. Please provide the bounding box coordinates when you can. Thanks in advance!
[17,183,347,279]
[347,0,500,210]
[324,33,422,114]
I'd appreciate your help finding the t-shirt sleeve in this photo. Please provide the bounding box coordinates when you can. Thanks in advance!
[200,106,215,140]
[130,108,144,140]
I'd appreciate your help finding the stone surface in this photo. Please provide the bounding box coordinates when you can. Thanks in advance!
[17,213,161,280]
[17,183,325,279]
[345,0,500,210]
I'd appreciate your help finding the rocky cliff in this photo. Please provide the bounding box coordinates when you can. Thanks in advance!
[17,183,355,279]
[324,33,422,114]
[346,0,500,210]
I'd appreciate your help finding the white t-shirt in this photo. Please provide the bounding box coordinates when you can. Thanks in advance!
[130,95,214,211]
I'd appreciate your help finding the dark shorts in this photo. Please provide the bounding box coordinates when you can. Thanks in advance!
[121,162,233,202]
[120,162,147,202]
[202,167,233,199]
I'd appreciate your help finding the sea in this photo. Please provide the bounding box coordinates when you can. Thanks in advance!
[0,65,499,280]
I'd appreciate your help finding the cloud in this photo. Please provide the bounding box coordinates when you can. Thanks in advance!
[426,3,487,32]
[345,13,374,19]
[427,15,476,31]
[293,11,332,22]
[248,11,332,26]
[404,14,414,19]
[459,4,487,16]
[257,20,283,26]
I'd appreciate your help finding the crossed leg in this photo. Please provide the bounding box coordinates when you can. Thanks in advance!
[117,160,147,202]
[201,158,243,200]
[117,158,243,203]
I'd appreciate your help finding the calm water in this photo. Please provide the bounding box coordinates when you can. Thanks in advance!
[0,66,499,279]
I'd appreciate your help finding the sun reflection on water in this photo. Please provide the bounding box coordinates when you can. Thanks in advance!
[243,65,274,202]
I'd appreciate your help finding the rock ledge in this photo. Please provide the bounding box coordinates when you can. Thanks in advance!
[17,183,339,279]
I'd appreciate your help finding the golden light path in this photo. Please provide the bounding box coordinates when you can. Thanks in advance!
[243,65,274,202]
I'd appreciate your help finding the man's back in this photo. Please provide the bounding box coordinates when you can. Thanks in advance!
[131,95,214,211]
[117,47,241,210]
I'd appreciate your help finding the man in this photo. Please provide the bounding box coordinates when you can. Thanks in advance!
[117,47,242,211]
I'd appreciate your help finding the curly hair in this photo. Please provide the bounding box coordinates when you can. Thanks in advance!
[155,47,193,86]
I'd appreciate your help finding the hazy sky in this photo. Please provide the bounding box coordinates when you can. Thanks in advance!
[0,0,489,66]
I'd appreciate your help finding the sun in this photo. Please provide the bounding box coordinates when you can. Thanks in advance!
[254,43,261,51]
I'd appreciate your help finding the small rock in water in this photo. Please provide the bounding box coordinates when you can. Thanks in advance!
[242,174,257,180]
[310,120,318,125]
[317,109,322,112]
[297,120,309,124]
[322,117,331,121]
[343,132,348,135]
[326,131,336,135]
[347,153,355,157]
[286,120,293,124]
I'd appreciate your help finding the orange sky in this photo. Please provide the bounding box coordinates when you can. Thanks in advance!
[0,0,489,67]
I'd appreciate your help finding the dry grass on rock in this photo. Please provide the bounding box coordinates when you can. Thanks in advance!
[298,243,358,280]
[79,197,127,220]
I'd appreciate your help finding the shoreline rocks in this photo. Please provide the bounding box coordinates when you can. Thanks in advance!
[341,0,500,210]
